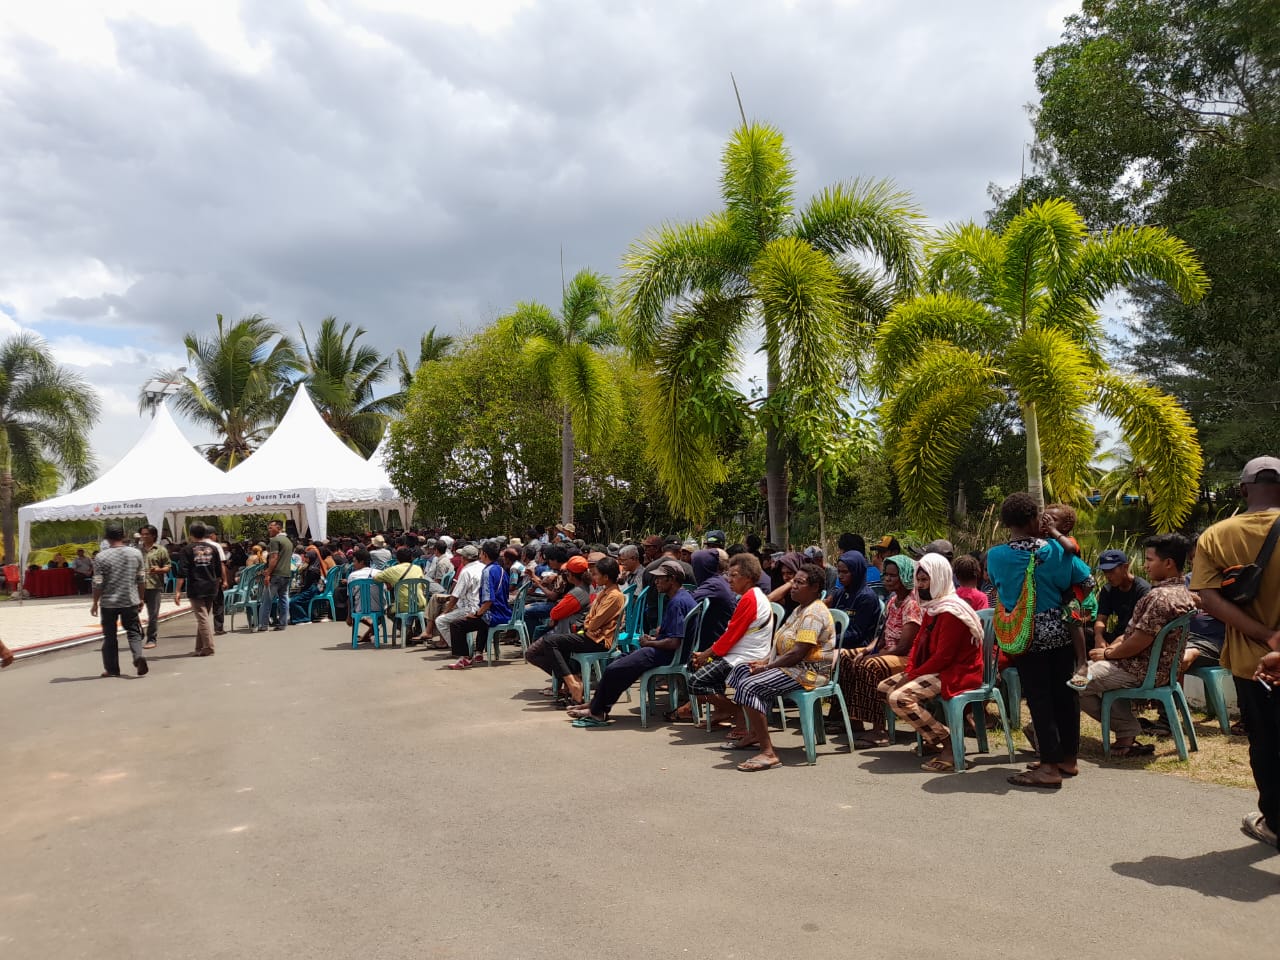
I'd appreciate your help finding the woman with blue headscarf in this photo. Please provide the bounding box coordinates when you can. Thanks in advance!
[837,554,922,748]
[828,550,881,648]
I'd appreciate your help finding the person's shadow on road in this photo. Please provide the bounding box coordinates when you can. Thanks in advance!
[50,674,137,683]
[1112,845,1280,901]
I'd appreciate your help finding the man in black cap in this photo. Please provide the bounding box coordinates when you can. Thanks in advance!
[704,530,726,549]
[1094,549,1150,650]
[1192,456,1280,848]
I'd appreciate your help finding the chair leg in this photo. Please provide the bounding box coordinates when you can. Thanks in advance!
[1161,691,1189,761]
[944,700,967,772]
[993,694,1015,761]
[800,705,817,765]
[1101,693,1113,758]
[581,662,594,704]
[1173,685,1199,755]
[814,699,827,746]
[1203,672,1230,734]
[974,702,990,755]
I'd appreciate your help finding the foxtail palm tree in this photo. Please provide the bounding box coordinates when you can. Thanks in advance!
[872,198,1209,532]
[169,314,301,469]
[619,122,921,542]
[0,332,100,560]
[300,316,398,457]
[502,269,619,526]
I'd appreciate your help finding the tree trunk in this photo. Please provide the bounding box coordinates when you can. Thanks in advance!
[0,467,13,566]
[764,336,789,548]
[815,465,827,558]
[1022,400,1045,509]
[560,405,574,527]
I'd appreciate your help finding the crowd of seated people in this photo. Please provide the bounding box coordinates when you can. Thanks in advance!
[116,507,1228,787]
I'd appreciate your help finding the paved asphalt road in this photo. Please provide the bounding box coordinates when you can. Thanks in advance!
[2,615,1277,960]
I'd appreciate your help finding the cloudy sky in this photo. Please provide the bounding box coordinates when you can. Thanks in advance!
[0,0,1076,473]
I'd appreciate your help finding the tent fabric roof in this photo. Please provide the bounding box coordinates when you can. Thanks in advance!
[17,403,228,526]
[221,387,399,506]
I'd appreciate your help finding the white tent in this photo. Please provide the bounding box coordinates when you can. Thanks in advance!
[16,403,232,574]
[170,387,409,541]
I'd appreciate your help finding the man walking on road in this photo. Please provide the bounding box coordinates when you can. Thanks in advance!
[1192,456,1280,850]
[174,522,226,657]
[139,524,170,649]
[258,519,293,632]
[91,522,148,678]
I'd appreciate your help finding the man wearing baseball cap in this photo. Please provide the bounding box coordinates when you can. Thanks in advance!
[870,535,900,573]
[704,530,727,549]
[1094,549,1150,651]
[1191,456,1280,848]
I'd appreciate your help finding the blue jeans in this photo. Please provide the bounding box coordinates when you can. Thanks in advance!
[259,576,291,629]
[524,601,553,636]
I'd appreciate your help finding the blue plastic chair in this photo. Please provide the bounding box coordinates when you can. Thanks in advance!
[770,601,785,627]
[390,578,428,647]
[774,609,849,732]
[1000,666,1023,731]
[1101,612,1198,760]
[307,564,343,622]
[224,563,263,630]
[781,609,856,764]
[911,608,1016,772]
[1186,663,1233,735]
[639,599,708,728]
[240,573,266,632]
[440,567,455,593]
[347,580,388,648]
[616,584,647,653]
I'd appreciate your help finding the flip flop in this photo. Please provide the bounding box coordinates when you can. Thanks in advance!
[720,740,759,751]
[854,735,891,749]
[921,756,954,772]
[446,657,472,670]
[1007,770,1062,790]
[571,716,610,728]
[737,757,781,772]
[1110,742,1155,757]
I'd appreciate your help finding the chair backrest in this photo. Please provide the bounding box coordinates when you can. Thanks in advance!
[347,578,387,614]
[770,601,785,630]
[509,580,532,621]
[624,584,649,641]
[441,568,455,591]
[829,608,850,647]
[393,578,425,614]
[1136,611,1194,688]
[676,598,710,665]
[870,581,889,601]
[321,564,342,594]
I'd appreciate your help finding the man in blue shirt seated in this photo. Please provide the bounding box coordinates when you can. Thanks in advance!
[566,560,695,727]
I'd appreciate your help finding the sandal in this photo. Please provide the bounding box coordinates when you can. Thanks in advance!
[446,657,472,670]
[571,715,610,728]
[737,756,781,772]
[1007,770,1062,790]
[854,734,891,749]
[1026,761,1078,778]
[1110,742,1155,758]
[921,756,955,773]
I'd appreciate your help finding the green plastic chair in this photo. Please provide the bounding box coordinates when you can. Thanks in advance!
[616,584,647,653]
[1186,663,1232,735]
[781,609,856,764]
[1101,612,1198,760]
[482,580,532,660]
[224,563,263,630]
[440,567,455,593]
[638,599,708,728]
[911,608,1016,772]
[390,578,428,647]
[307,564,343,622]
[347,580,388,648]
[240,573,266,631]
[770,601,785,628]
[999,666,1022,730]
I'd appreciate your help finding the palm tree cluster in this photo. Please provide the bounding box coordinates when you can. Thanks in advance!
[0,333,100,561]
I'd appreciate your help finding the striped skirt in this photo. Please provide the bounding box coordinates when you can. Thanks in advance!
[727,663,801,716]
[838,652,909,724]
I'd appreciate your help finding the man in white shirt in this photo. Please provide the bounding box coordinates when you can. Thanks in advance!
[346,548,385,643]
[368,535,393,570]
[428,544,483,649]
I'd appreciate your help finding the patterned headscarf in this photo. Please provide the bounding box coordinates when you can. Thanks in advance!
[884,553,915,588]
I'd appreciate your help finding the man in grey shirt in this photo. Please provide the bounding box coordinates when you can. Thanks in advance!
[91,522,148,678]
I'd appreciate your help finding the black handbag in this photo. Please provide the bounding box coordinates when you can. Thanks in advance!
[1220,514,1280,605]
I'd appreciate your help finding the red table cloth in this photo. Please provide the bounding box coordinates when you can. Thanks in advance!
[24,568,75,598]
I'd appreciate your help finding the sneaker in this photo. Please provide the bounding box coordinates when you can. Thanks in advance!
[256,627,269,633]
[447,656,472,670]
[271,625,285,632]
[1241,812,1278,848]
[134,657,149,676]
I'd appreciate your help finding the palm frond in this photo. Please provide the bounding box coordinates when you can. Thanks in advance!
[560,343,620,453]
[880,344,1000,438]
[720,122,796,243]
[871,293,1002,387]
[923,222,1006,301]
[1000,198,1089,325]
[794,177,924,291]
[1094,372,1203,531]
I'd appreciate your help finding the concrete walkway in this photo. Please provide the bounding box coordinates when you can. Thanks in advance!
[0,594,193,655]
[0,616,1276,960]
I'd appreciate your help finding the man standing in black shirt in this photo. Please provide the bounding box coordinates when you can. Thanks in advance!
[175,522,226,657]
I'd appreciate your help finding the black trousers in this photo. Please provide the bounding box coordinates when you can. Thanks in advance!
[543,635,607,679]
[101,606,143,675]
[1015,644,1079,764]
[589,647,671,715]
[1235,676,1280,843]
[448,614,488,657]
[212,587,225,632]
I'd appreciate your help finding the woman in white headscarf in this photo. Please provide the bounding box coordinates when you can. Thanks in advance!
[876,552,984,772]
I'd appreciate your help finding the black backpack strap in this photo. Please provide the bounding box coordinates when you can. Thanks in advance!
[1254,513,1280,570]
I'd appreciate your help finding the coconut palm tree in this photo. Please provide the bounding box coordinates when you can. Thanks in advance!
[619,122,922,542]
[0,332,100,560]
[300,316,399,457]
[501,269,619,526]
[395,326,456,391]
[872,198,1209,532]
[168,314,301,469]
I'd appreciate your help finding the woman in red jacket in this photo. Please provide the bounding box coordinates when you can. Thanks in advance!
[877,552,984,772]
